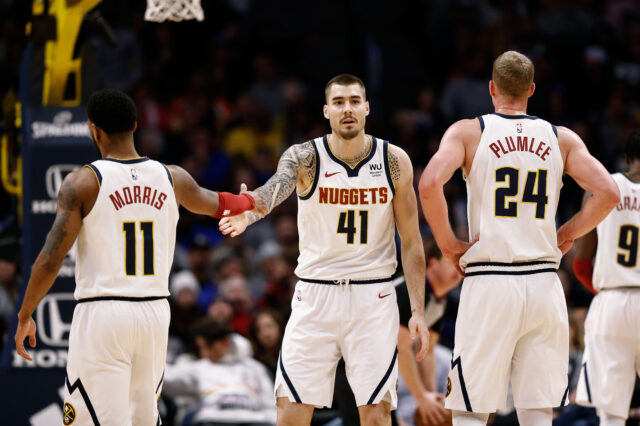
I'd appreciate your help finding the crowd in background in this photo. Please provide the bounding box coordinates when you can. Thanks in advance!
[1,0,640,424]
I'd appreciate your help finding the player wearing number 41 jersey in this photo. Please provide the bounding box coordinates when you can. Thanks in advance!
[14,90,266,426]
[419,51,620,426]
[574,131,640,426]
[220,74,430,426]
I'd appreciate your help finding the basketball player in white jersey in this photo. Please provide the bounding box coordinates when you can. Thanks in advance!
[14,89,264,426]
[219,74,430,426]
[573,131,640,426]
[418,51,620,426]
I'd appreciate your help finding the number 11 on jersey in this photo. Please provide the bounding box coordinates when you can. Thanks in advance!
[123,221,155,276]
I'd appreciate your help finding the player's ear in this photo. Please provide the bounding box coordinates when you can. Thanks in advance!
[132,121,138,133]
[489,80,497,97]
[323,104,329,119]
[365,101,370,116]
[528,82,536,98]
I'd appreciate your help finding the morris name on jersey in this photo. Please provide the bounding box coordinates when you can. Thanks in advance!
[489,136,552,161]
[318,186,389,205]
[108,185,168,211]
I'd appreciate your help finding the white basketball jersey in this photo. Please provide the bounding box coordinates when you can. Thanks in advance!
[295,135,397,280]
[460,113,564,272]
[75,157,179,299]
[593,173,640,290]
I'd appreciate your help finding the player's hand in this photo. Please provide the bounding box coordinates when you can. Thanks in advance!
[239,183,268,216]
[441,235,479,276]
[416,391,448,425]
[219,212,249,237]
[14,316,37,361]
[557,228,574,255]
[408,314,430,362]
[556,225,574,254]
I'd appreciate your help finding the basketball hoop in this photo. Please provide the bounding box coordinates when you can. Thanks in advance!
[145,0,204,22]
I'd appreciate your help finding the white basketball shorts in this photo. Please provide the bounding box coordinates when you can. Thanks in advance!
[576,288,640,419]
[275,280,399,409]
[444,272,569,413]
[62,298,170,426]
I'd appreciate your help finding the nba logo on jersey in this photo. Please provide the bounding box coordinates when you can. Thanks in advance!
[130,168,138,180]
[516,123,523,133]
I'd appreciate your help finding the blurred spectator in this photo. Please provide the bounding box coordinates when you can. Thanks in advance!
[169,270,202,351]
[187,234,218,311]
[248,308,285,380]
[218,275,254,336]
[207,299,234,325]
[163,319,275,426]
[0,259,16,351]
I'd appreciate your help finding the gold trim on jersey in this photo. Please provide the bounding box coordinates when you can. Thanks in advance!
[326,134,373,170]
[83,164,101,188]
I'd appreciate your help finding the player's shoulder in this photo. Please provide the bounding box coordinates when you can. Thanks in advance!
[283,140,317,168]
[447,118,483,139]
[65,166,99,194]
[291,139,316,153]
[386,142,410,163]
[555,126,583,145]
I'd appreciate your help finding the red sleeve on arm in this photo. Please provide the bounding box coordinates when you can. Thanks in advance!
[212,192,255,218]
[573,258,597,295]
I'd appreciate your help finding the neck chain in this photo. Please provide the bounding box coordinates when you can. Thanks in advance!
[337,136,371,167]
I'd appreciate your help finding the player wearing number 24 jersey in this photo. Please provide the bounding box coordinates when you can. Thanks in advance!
[419,51,619,426]
[220,74,430,426]
[14,90,266,426]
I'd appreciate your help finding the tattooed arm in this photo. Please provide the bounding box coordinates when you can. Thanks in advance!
[389,144,429,361]
[15,167,97,361]
[219,141,316,236]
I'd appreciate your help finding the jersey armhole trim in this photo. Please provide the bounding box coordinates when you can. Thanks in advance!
[477,116,485,132]
[551,124,558,138]
[161,163,174,188]
[383,139,396,196]
[298,140,320,200]
[84,164,102,187]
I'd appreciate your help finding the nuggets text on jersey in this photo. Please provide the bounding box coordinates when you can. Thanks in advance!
[318,187,389,205]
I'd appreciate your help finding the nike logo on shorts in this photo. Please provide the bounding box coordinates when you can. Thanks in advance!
[324,171,340,178]
[378,292,392,299]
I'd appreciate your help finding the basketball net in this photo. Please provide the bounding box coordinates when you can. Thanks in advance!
[144,0,204,22]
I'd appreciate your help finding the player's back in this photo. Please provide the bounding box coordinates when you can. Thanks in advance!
[75,157,179,299]
[460,113,563,274]
[593,173,640,290]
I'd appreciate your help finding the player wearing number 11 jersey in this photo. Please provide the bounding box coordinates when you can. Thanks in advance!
[419,51,619,426]
[14,90,265,426]
[220,74,430,426]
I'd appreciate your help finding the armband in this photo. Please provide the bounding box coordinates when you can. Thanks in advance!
[573,258,597,295]
[213,192,255,218]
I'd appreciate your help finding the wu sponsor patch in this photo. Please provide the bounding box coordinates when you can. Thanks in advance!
[446,376,452,398]
[369,163,383,177]
[63,402,76,425]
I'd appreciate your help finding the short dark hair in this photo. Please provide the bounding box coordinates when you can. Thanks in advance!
[191,318,231,344]
[87,89,137,134]
[325,74,366,101]
[625,130,640,162]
